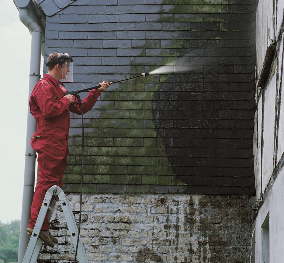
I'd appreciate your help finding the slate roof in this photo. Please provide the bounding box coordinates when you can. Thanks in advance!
[35,0,77,16]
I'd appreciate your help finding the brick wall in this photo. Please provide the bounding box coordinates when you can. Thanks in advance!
[37,194,254,262]
[44,0,256,195]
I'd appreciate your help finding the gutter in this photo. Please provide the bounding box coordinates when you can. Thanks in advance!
[13,1,44,262]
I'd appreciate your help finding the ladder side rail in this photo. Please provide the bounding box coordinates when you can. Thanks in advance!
[30,239,43,263]
[22,188,53,263]
[58,190,88,263]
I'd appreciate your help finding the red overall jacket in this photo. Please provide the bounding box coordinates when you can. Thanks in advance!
[29,74,101,164]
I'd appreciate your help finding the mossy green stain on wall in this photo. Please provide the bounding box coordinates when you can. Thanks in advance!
[66,76,179,187]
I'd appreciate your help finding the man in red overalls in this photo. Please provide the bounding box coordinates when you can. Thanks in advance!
[27,52,109,247]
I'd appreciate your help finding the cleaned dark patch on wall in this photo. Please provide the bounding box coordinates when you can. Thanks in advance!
[149,1,256,194]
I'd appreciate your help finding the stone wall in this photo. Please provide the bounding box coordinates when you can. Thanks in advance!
[38,194,254,262]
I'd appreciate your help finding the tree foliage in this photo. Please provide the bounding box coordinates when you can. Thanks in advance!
[0,220,20,262]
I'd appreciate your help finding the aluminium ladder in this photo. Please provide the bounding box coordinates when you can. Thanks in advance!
[22,185,88,263]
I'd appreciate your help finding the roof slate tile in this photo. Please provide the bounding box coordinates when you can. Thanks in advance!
[53,0,72,9]
[35,0,76,16]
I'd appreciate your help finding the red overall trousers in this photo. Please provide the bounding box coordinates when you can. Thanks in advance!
[28,74,101,231]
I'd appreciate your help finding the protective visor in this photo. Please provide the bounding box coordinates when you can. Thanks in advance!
[60,61,73,82]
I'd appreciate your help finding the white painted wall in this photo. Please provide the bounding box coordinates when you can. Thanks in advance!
[276,34,284,163]
[255,96,262,199]
[254,0,284,200]
[262,74,276,189]
[256,0,274,78]
[253,0,284,262]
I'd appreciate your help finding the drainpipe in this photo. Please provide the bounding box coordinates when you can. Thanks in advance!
[14,2,42,262]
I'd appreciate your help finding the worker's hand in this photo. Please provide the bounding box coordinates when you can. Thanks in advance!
[64,94,74,104]
[98,81,109,91]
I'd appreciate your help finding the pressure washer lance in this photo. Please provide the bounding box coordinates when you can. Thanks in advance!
[65,72,149,104]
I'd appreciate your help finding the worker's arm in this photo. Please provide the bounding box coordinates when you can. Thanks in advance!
[69,81,109,115]
[32,81,71,118]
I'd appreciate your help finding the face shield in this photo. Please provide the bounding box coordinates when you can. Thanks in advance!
[60,61,73,82]
[58,53,73,82]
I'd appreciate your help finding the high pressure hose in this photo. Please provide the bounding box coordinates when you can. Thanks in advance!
[74,101,84,262]
[72,72,149,262]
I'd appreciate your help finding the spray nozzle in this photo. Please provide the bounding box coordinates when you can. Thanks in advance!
[141,72,149,77]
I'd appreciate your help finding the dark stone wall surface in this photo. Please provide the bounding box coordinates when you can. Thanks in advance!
[44,0,256,194]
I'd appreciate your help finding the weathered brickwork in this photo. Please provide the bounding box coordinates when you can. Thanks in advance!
[43,0,256,195]
[37,194,254,262]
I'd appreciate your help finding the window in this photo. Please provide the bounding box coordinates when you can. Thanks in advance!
[261,213,270,263]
